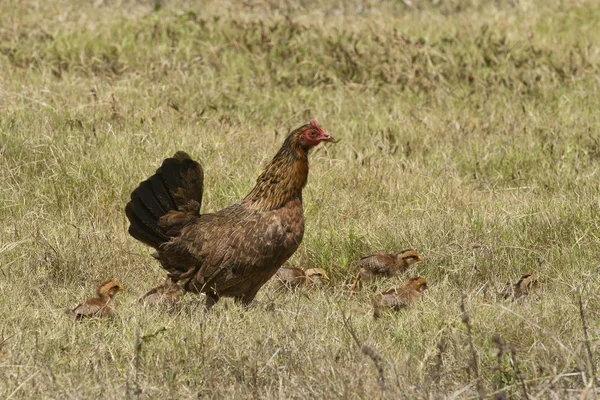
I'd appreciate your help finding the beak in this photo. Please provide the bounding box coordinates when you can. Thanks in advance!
[321,133,338,143]
[417,256,424,262]
[323,275,330,284]
[119,286,124,291]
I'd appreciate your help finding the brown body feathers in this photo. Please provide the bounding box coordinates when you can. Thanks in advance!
[68,280,124,320]
[372,277,428,319]
[125,121,336,310]
[350,249,423,292]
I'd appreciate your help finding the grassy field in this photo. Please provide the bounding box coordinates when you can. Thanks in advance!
[1,0,600,398]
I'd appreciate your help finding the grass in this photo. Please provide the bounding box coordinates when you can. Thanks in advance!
[1,0,600,397]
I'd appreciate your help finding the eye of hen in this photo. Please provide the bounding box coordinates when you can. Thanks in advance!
[308,130,317,138]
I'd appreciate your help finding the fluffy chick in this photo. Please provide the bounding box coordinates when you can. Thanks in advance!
[273,266,306,291]
[139,278,183,307]
[68,280,124,320]
[305,268,330,287]
[350,249,423,292]
[501,274,540,300]
[273,266,330,292]
[372,276,428,319]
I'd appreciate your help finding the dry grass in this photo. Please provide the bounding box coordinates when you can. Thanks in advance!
[1,0,600,398]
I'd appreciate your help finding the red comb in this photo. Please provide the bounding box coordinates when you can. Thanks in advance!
[309,119,322,131]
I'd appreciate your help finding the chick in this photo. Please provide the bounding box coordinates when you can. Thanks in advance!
[350,249,423,292]
[305,268,330,287]
[273,266,330,292]
[139,278,183,307]
[273,266,306,291]
[372,276,428,319]
[68,280,124,320]
[501,274,540,300]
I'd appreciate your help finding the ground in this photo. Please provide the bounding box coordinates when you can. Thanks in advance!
[1,0,600,398]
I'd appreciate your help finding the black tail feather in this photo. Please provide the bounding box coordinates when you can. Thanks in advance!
[125,202,168,247]
[135,180,168,218]
[150,174,177,211]
[126,151,204,249]
[160,158,185,193]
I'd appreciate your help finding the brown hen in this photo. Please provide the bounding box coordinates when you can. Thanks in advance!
[349,249,423,292]
[372,276,428,319]
[126,120,336,310]
[68,280,124,320]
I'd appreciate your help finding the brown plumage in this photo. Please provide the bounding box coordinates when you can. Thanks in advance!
[139,278,183,307]
[68,280,124,320]
[372,276,428,319]
[125,120,336,310]
[272,266,330,291]
[501,274,540,300]
[349,249,423,292]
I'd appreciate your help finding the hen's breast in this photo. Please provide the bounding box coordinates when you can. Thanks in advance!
[273,197,305,259]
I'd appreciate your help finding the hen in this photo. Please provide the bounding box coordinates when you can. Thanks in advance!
[126,120,336,310]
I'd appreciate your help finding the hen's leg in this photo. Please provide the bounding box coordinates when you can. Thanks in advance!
[205,293,219,311]
[234,293,256,308]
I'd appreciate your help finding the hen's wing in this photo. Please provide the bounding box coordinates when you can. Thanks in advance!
[159,202,294,298]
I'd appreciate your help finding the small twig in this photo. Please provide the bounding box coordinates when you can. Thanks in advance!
[498,305,575,355]
[578,288,597,398]
[340,309,386,392]
[431,337,447,385]
[340,309,362,348]
[492,333,505,393]
[509,346,529,400]
[6,371,40,400]
[361,345,386,392]
[141,327,167,342]
[127,326,165,399]
[133,326,142,399]
[460,296,485,399]
[0,333,15,350]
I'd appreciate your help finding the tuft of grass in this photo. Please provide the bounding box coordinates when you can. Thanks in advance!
[1,0,600,398]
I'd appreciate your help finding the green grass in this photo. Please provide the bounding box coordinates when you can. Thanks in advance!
[1,0,600,398]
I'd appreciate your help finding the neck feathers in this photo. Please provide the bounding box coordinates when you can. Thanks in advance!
[244,134,309,210]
